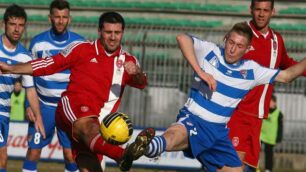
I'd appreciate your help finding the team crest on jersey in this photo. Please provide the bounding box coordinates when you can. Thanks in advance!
[80,106,89,112]
[116,59,123,69]
[240,70,248,79]
[209,56,219,68]
[232,137,239,147]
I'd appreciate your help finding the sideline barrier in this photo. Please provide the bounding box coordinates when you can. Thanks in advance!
[8,122,202,171]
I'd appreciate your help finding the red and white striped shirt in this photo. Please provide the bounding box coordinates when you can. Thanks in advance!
[31,40,147,121]
[235,21,306,119]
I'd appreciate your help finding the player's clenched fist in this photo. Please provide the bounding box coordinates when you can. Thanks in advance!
[124,61,141,75]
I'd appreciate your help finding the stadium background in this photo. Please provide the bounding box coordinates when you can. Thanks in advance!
[1,0,306,171]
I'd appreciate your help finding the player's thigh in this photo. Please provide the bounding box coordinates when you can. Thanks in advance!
[163,124,188,151]
[76,151,102,172]
[57,126,72,148]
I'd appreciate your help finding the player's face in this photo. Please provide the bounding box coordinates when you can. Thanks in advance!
[99,23,123,54]
[49,8,70,34]
[4,17,26,45]
[224,31,250,64]
[250,1,275,33]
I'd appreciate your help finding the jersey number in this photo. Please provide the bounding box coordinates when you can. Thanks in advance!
[34,132,41,144]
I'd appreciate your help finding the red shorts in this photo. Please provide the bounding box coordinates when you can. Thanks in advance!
[55,95,102,161]
[227,110,262,168]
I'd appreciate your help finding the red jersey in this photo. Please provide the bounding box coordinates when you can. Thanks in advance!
[31,40,147,121]
[235,21,306,119]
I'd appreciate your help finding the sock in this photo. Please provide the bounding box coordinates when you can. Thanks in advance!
[145,136,166,158]
[64,162,79,172]
[89,134,124,161]
[22,159,37,172]
[0,169,6,172]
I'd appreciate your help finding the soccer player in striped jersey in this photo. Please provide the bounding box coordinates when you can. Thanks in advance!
[0,4,45,172]
[0,11,155,172]
[144,22,306,172]
[22,1,83,172]
[228,1,306,170]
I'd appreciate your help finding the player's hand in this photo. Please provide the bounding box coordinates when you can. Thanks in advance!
[198,70,217,91]
[123,61,141,75]
[0,62,12,74]
[26,107,35,122]
[34,115,46,139]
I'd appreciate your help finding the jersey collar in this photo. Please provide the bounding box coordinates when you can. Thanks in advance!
[95,39,122,58]
[248,20,274,40]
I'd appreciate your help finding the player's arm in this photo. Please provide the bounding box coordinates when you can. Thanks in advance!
[0,62,33,75]
[25,87,46,139]
[275,57,306,83]
[278,36,306,76]
[176,33,216,91]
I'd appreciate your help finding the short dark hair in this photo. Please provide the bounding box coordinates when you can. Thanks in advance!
[98,11,125,31]
[251,0,274,9]
[3,4,27,23]
[49,0,70,14]
[229,22,253,43]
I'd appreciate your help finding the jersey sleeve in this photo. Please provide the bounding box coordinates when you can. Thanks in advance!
[252,61,280,86]
[31,42,81,76]
[126,56,148,89]
[278,34,306,76]
[191,35,219,69]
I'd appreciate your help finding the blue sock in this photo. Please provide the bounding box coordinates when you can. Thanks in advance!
[65,162,78,172]
[145,136,166,158]
[0,168,7,172]
[23,159,37,171]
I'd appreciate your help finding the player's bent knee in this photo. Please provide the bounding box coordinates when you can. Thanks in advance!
[163,124,188,151]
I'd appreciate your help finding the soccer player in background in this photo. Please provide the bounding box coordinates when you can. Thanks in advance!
[0,11,155,172]
[227,0,306,170]
[0,4,45,172]
[143,22,306,172]
[22,1,83,172]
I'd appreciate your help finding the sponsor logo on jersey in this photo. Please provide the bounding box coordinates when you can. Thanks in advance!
[90,58,98,63]
[226,70,233,76]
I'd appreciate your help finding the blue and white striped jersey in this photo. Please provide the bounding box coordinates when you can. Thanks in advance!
[184,36,280,124]
[0,35,34,118]
[29,29,84,107]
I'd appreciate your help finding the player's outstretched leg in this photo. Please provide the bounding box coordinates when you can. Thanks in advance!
[118,127,155,171]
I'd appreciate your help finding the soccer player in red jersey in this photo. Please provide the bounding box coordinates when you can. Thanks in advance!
[0,11,155,172]
[227,0,306,170]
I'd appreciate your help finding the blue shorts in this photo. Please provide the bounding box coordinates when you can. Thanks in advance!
[28,102,71,149]
[177,108,242,172]
[0,116,9,147]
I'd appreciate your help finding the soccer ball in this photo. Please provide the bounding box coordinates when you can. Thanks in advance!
[100,112,133,145]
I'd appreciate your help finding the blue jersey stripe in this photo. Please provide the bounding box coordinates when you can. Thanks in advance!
[0,92,11,99]
[216,81,249,99]
[190,89,234,117]
[37,92,61,104]
[0,76,16,85]
[0,104,10,112]
[205,51,254,80]
[36,77,69,90]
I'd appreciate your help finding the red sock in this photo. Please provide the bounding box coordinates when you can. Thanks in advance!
[89,134,124,161]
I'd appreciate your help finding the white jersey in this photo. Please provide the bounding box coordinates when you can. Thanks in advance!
[0,35,34,118]
[184,36,280,124]
[29,29,84,107]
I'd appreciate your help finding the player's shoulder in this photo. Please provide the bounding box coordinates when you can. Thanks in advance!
[31,30,49,42]
[68,30,85,41]
[122,49,138,61]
